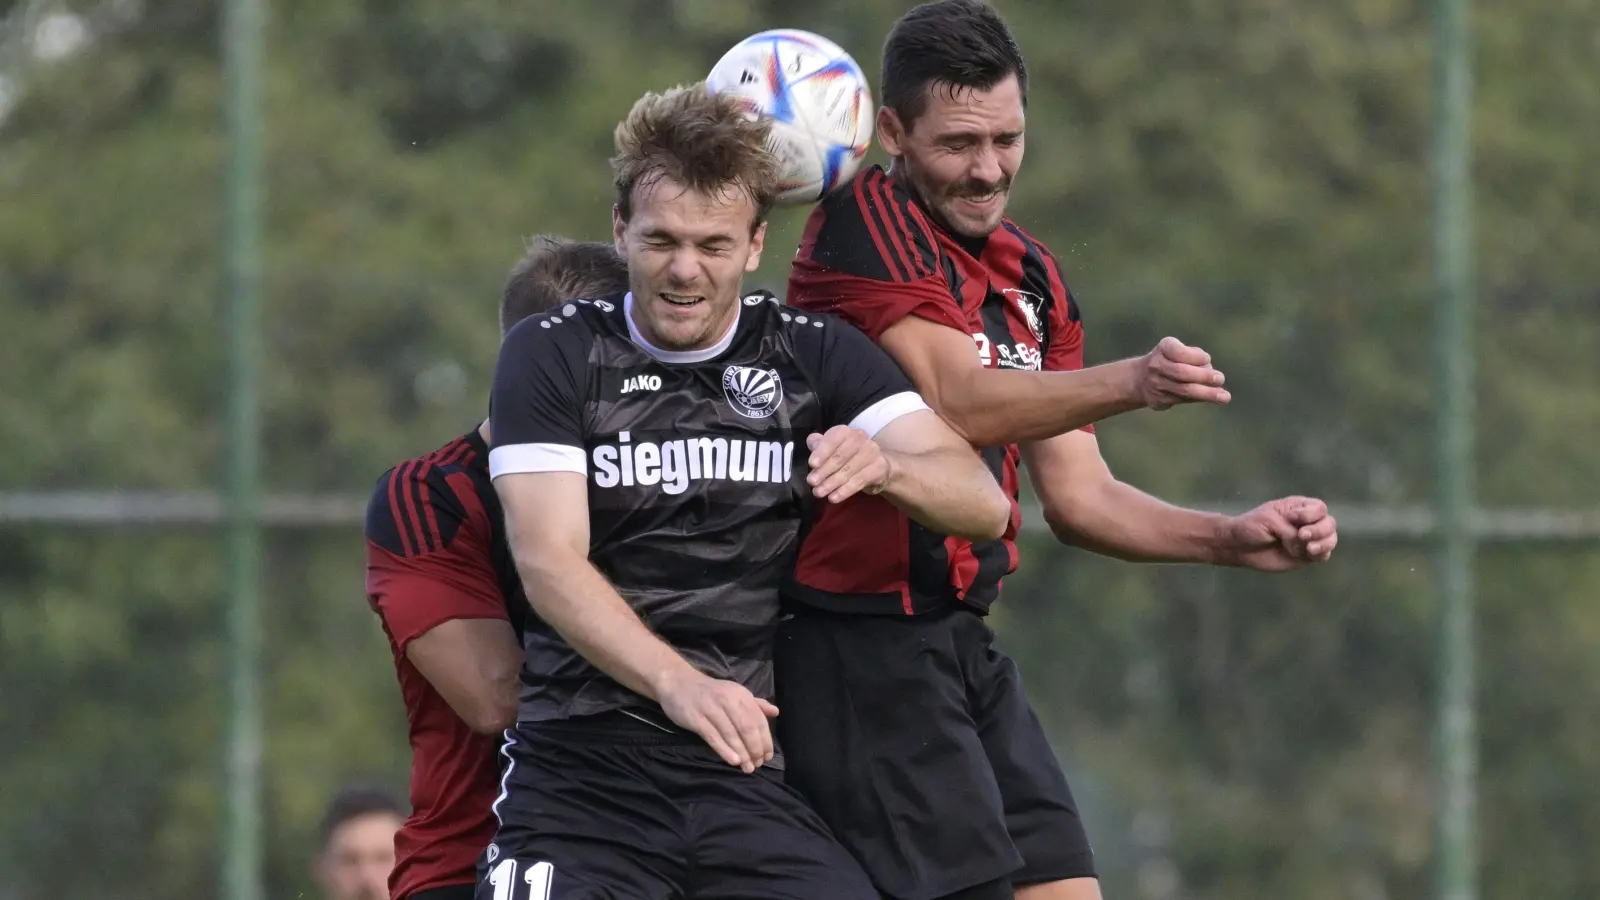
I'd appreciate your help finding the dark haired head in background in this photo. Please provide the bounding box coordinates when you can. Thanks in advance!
[313,783,406,900]
[500,235,629,335]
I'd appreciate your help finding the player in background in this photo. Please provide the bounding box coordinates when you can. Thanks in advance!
[312,785,406,900]
[480,83,1011,899]
[365,236,629,900]
[780,3,1340,900]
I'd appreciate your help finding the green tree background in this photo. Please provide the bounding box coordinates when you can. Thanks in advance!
[1,0,1596,897]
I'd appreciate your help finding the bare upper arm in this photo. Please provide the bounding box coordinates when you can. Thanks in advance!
[870,407,974,456]
[1020,430,1112,518]
[877,315,985,441]
[405,617,521,733]
[494,471,590,561]
[406,618,521,677]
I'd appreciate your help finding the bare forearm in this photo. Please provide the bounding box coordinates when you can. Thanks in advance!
[1047,478,1229,564]
[947,360,1142,446]
[880,446,1010,542]
[515,554,698,700]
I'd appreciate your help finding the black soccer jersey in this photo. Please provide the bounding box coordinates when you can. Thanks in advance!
[488,290,928,724]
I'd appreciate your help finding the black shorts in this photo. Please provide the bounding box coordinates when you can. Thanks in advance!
[774,605,1097,900]
[477,712,878,900]
[408,887,473,900]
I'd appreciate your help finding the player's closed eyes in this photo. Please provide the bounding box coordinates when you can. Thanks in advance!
[641,238,731,255]
[939,134,1021,151]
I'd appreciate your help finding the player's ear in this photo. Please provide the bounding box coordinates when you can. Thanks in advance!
[744,220,767,273]
[611,204,626,252]
[877,106,905,157]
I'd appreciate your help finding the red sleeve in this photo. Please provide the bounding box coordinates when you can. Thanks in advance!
[787,167,968,341]
[364,462,507,652]
[1038,248,1085,373]
[1031,238,1094,434]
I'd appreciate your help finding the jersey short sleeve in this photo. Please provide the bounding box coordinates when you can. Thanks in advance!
[1030,240,1094,434]
[792,313,930,438]
[788,166,968,341]
[365,463,506,652]
[1038,247,1086,374]
[488,312,594,479]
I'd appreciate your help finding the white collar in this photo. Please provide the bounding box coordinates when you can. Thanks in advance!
[623,291,740,364]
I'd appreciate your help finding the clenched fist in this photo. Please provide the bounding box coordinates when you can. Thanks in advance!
[1219,496,1339,571]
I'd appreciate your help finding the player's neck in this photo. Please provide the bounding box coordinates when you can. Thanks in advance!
[623,292,740,364]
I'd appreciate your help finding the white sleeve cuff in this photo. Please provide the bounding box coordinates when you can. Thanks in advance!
[848,391,931,439]
[489,443,587,479]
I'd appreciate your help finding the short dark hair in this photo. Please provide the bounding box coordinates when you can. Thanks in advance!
[611,82,780,232]
[881,0,1028,130]
[317,784,405,849]
[500,235,629,334]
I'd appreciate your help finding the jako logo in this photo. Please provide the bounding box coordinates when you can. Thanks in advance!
[592,432,794,495]
[621,374,661,394]
[722,366,782,419]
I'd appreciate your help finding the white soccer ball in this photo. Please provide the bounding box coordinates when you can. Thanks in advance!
[706,29,874,206]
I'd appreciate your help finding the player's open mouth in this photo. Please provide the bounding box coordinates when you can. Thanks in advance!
[660,293,704,308]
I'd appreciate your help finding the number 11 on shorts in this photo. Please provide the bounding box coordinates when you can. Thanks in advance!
[487,859,554,900]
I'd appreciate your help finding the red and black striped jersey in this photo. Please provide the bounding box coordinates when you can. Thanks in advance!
[787,164,1088,616]
[364,428,526,898]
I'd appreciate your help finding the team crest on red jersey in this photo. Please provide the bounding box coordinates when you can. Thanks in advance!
[1004,288,1046,342]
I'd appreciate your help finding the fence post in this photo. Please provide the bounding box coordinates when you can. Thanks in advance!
[222,0,265,897]
[1431,0,1477,896]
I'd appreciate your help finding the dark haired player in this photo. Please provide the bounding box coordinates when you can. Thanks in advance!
[481,82,1010,898]
[365,236,628,900]
[780,2,1341,899]
[313,785,406,900]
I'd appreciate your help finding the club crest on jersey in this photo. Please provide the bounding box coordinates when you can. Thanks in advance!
[722,366,783,419]
[1004,288,1046,342]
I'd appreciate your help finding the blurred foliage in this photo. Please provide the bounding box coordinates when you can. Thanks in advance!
[1,0,1598,898]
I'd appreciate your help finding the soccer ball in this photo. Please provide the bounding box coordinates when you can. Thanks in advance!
[706,29,874,206]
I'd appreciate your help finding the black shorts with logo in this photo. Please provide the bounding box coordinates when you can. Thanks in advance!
[774,604,1097,900]
[476,712,879,900]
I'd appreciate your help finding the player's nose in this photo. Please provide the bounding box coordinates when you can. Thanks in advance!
[665,248,702,286]
[968,145,1004,185]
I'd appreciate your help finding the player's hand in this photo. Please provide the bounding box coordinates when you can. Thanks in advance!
[1218,496,1338,571]
[806,425,891,504]
[655,669,779,773]
[1136,337,1232,410]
